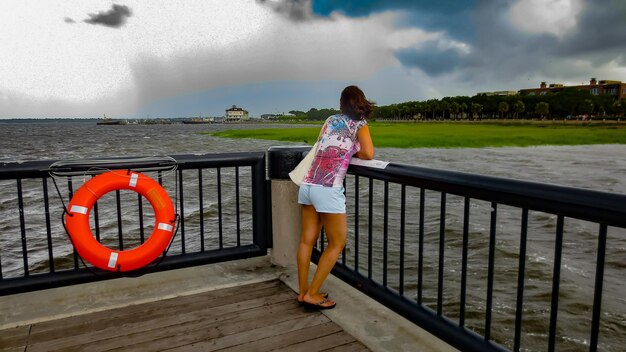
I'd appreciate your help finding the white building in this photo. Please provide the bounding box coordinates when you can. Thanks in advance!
[225,105,249,121]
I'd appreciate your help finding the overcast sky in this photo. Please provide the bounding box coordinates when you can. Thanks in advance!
[1,0,625,118]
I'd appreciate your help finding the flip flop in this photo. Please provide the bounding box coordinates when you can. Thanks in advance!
[296,292,329,306]
[302,298,336,310]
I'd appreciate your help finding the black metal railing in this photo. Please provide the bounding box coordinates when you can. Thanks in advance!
[311,162,626,352]
[3,147,626,352]
[0,152,268,295]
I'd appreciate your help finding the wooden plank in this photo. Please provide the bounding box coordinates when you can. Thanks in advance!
[29,280,283,336]
[315,341,370,352]
[28,286,288,345]
[30,280,284,336]
[0,348,26,352]
[215,321,346,352]
[26,291,297,351]
[103,306,314,351]
[0,325,29,350]
[278,331,359,351]
[26,283,291,347]
[72,303,307,351]
[163,314,331,352]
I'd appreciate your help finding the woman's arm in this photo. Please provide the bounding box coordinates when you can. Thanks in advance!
[355,125,374,160]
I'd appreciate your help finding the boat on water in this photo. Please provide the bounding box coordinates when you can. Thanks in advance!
[96,119,122,125]
[96,114,126,125]
[181,114,217,124]
[182,117,214,124]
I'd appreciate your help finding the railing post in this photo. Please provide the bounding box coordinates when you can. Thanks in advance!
[267,146,309,267]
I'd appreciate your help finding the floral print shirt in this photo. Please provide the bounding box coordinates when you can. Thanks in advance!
[302,114,367,187]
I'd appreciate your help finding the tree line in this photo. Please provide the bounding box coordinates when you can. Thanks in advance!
[286,88,626,121]
[372,88,625,120]
[286,108,340,121]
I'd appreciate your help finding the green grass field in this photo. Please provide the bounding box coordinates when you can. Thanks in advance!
[208,122,626,148]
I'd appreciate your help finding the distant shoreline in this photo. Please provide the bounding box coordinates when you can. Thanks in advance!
[1,116,623,125]
[0,117,279,125]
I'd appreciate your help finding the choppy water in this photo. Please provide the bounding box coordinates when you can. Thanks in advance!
[1,121,625,351]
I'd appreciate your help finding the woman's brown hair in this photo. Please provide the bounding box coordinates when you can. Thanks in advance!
[340,85,375,120]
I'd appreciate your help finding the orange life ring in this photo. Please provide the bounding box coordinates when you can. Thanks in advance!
[65,170,176,272]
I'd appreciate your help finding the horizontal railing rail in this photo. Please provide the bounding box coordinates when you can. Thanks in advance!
[349,163,626,227]
[311,161,626,352]
[0,152,268,296]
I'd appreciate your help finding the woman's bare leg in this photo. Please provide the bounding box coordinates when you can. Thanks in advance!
[303,212,346,307]
[297,205,322,301]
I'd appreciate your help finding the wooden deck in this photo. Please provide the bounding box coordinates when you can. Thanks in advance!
[0,280,370,352]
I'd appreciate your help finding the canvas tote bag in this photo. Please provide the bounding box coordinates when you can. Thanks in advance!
[288,141,318,186]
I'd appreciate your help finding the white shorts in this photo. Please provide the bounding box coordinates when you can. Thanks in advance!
[298,184,346,214]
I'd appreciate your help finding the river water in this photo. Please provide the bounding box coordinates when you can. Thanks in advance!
[0,121,625,351]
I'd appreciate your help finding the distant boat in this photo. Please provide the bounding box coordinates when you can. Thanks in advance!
[97,119,121,125]
[182,117,214,124]
[97,114,123,125]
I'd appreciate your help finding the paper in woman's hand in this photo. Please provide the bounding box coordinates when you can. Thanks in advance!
[349,158,389,169]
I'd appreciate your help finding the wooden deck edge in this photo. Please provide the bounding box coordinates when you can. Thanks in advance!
[0,256,283,330]
[278,264,459,352]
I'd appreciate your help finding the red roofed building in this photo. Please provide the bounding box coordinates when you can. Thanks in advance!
[519,78,626,99]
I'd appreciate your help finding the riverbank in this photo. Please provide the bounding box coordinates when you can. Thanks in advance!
[208,121,626,148]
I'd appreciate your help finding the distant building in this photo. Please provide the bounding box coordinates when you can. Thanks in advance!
[476,90,518,96]
[519,78,626,99]
[225,105,249,121]
[260,114,279,120]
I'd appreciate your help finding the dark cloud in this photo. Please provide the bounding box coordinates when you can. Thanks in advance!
[557,1,626,59]
[312,0,476,41]
[401,9,474,42]
[389,0,626,86]
[259,1,475,39]
[260,0,625,87]
[84,4,132,28]
[64,17,75,24]
[256,0,312,21]
[395,41,463,76]
[446,0,561,84]
[460,0,626,85]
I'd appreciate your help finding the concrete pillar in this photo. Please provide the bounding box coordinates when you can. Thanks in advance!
[267,146,309,268]
[270,179,301,267]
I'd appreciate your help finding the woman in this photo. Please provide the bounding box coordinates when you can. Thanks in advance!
[296,85,375,309]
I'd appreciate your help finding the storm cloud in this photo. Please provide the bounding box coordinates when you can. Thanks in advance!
[459,0,626,86]
[309,0,626,88]
[84,4,132,28]
[311,1,476,40]
[395,41,464,76]
[256,0,313,21]
[557,0,626,58]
